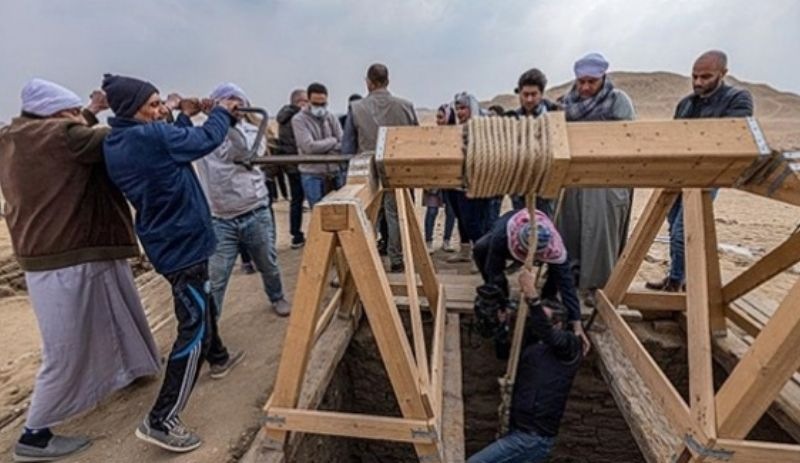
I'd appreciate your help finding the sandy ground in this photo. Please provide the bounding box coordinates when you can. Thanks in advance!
[0,74,798,462]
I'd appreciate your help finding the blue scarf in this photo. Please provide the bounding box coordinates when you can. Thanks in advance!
[562,77,618,122]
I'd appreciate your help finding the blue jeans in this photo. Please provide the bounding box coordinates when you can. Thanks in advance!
[668,189,718,283]
[209,207,283,315]
[301,173,344,208]
[468,429,554,463]
[424,203,455,243]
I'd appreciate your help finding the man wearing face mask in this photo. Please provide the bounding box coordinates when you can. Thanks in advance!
[291,82,344,208]
[647,50,753,292]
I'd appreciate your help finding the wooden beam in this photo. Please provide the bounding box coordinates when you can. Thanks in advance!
[605,189,679,304]
[265,408,437,444]
[595,290,696,435]
[430,285,446,421]
[442,313,465,463]
[716,277,800,438]
[396,189,431,388]
[683,189,721,439]
[314,288,342,342]
[712,439,800,463]
[539,112,571,198]
[265,209,337,445]
[721,231,800,304]
[623,290,686,312]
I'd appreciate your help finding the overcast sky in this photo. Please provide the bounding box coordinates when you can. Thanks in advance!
[1,0,798,120]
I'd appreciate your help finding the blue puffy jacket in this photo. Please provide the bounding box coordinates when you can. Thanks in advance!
[104,108,234,275]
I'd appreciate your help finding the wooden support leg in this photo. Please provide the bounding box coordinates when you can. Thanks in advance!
[337,203,441,461]
[683,189,720,440]
[396,189,431,388]
[715,277,800,439]
[604,189,679,304]
[265,209,337,445]
[401,189,440,307]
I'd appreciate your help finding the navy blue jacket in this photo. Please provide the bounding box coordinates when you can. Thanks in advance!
[104,108,234,275]
[510,298,583,437]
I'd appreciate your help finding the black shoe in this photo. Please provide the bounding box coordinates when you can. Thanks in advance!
[377,240,388,256]
[645,276,683,292]
[209,350,246,379]
[390,263,405,273]
[290,237,306,249]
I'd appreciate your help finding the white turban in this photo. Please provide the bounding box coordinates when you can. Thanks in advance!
[21,78,83,117]
[209,82,250,107]
[574,53,609,79]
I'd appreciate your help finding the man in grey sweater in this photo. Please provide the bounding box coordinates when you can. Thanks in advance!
[291,82,344,208]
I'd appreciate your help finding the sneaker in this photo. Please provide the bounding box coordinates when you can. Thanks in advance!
[442,240,456,253]
[290,238,306,249]
[330,274,340,288]
[272,298,291,317]
[14,435,91,462]
[447,243,472,263]
[209,350,246,380]
[426,241,434,254]
[377,239,388,256]
[135,418,202,453]
[241,262,256,274]
[645,276,683,292]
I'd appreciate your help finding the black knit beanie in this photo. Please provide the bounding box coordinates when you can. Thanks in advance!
[102,74,159,118]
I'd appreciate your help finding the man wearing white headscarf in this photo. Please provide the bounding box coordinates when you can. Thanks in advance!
[194,83,291,318]
[557,53,636,307]
[0,79,160,462]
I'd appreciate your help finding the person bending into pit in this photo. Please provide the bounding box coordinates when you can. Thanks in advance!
[468,268,583,463]
[472,208,589,352]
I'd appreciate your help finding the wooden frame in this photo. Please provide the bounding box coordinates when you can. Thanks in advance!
[265,115,800,463]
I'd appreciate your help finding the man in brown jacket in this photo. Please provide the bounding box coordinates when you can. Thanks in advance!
[0,79,160,462]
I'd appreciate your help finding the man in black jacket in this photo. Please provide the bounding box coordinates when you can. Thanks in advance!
[647,50,754,292]
[468,268,583,463]
[276,89,309,248]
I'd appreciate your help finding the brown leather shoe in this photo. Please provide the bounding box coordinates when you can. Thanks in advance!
[645,276,683,292]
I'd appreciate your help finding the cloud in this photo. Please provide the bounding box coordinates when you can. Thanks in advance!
[0,0,798,121]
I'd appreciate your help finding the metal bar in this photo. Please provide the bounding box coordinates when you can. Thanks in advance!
[249,155,354,165]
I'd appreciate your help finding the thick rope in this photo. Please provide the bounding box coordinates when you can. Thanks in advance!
[463,116,555,435]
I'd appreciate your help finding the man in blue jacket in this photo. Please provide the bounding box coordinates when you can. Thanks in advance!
[102,74,244,453]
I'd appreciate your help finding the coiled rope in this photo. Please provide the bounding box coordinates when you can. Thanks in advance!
[463,115,555,435]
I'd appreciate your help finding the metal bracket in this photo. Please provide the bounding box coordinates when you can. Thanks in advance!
[264,415,286,426]
[375,126,389,187]
[410,428,439,441]
[682,434,733,461]
[746,117,771,156]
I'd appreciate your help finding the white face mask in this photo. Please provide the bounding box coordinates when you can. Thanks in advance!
[310,106,327,118]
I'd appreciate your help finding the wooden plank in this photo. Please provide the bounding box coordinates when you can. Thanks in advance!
[442,313,465,463]
[265,209,337,445]
[683,189,720,439]
[623,291,686,311]
[711,439,800,463]
[266,408,436,444]
[721,231,800,304]
[604,189,679,304]
[336,203,441,461]
[595,290,696,435]
[320,204,349,231]
[402,188,440,307]
[396,189,431,388]
[430,285,446,421]
[716,277,800,438]
[539,112,571,198]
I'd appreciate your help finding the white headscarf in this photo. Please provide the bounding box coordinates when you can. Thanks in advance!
[209,82,251,107]
[21,78,83,117]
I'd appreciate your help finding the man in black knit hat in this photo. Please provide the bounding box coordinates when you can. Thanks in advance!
[102,74,245,453]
